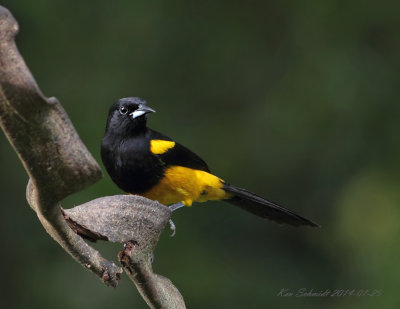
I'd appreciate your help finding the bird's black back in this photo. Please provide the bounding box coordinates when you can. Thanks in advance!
[148,129,210,173]
[101,127,210,194]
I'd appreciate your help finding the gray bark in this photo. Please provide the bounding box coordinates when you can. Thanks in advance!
[0,6,185,308]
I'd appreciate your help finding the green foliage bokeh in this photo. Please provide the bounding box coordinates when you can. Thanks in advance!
[1,1,399,308]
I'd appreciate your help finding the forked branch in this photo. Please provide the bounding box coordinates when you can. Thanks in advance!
[0,6,184,308]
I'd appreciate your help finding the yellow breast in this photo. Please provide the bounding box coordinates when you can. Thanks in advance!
[140,166,231,206]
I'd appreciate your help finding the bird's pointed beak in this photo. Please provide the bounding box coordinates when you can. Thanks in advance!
[129,105,156,119]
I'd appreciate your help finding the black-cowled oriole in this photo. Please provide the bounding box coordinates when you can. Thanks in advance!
[101,97,318,227]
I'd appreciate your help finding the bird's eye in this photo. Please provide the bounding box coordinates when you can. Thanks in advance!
[119,106,128,115]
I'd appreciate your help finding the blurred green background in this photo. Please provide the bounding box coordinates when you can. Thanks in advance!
[1,1,399,308]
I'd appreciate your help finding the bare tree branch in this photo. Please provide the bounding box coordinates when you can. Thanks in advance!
[0,6,185,308]
[64,196,186,309]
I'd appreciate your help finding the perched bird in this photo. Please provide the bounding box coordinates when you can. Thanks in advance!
[101,97,318,228]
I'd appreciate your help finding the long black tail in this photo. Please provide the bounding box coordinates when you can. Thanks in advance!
[223,183,319,227]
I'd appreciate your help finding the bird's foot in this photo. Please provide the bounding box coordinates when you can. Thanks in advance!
[168,219,176,237]
[167,202,185,237]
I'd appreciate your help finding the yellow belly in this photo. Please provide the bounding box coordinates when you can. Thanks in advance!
[140,166,231,206]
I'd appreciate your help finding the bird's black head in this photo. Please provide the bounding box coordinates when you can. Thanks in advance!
[105,97,155,135]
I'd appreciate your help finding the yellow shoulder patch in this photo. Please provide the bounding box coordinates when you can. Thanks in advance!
[150,140,176,155]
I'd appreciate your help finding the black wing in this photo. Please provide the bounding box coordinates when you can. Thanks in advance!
[147,129,211,173]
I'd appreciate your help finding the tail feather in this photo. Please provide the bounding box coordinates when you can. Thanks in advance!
[223,183,319,227]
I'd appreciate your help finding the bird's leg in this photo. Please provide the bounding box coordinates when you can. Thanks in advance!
[167,202,185,237]
[168,202,185,212]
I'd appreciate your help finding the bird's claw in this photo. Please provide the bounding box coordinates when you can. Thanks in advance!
[167,202,184,237]
[169,219,176,237]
